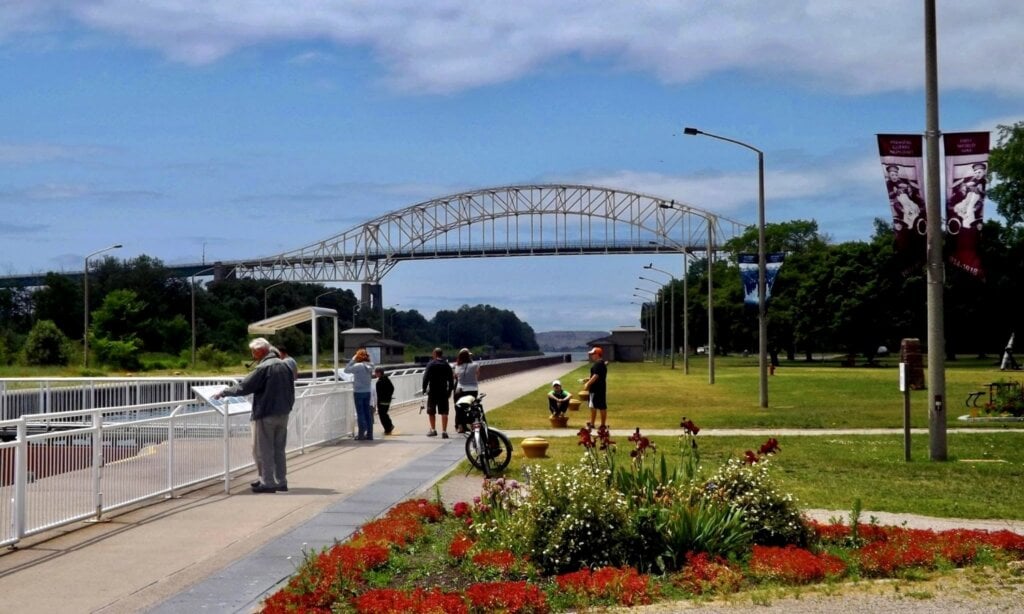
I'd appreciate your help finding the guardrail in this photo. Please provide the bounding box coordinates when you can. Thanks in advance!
[0,356,560,548]
[0,372,427,548]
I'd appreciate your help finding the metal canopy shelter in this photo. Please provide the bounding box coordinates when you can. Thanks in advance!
[247,306,339,380]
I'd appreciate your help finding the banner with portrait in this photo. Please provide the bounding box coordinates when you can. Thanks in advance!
[738,252,785,308]
[943,132,989,278]
[877,134,926,272]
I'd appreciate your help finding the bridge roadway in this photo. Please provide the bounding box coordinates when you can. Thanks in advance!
[0,240,682,288]
[0,362,580,613]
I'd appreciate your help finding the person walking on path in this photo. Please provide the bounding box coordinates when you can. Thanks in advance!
[345,348,376,440]
[452,348,480,433]
[213,338,295,493]
[373,367,396,435]
[422,347,455,438]
[583,346,608,429]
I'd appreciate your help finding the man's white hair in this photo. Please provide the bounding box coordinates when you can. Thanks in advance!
[249,337,272,352]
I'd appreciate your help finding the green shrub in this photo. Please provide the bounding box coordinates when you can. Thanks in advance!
[484,463,634,574]
[22,320,72,366]
[197,344,232,369]
[699,458,811,547]
[654,499,752,570]
[92,335,142,370]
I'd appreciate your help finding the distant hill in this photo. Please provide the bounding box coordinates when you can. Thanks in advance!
[535,330,609,352]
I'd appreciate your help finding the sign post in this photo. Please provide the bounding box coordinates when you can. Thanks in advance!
[899,363,911,461]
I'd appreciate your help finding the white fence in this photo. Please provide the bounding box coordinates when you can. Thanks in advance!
[0,371,426,548]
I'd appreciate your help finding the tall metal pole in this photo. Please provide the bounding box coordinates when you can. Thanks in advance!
[634,289,658,362]
[707,224,715,384]
[756,150,768,408]
[924,0,947,460]
[684,127,764,396]
[683,250,690,374]
[637,281,662,362]
[643,265,676,369]
[263,281,286,320]
[82,244,122,368]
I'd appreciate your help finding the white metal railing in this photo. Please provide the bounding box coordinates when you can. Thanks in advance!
[0,371,427,548]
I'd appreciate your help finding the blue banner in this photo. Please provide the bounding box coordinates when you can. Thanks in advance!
[739,253,785,307]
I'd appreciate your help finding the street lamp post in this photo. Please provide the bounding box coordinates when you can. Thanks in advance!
[263,281,286,320]
[640,277,665,364]
[634,286,660,362]
[659,204,714,383]
[83,243,122,368]
[315,290,340,307]
[386,304,400,339]
[643,265,676,369]
[684,126,766,406]
[190,266,216,367]
[630,301,651,358]
[683,249,690,374]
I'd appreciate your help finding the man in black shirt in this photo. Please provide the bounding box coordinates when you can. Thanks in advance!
[421,347,455,438]
[583,346,608,429]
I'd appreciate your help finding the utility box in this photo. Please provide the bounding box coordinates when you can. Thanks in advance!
[900,338,925,390]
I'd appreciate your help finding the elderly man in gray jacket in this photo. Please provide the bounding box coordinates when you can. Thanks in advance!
[215,337,295,493]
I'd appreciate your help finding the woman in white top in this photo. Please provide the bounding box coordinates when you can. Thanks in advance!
[453,348,480,433]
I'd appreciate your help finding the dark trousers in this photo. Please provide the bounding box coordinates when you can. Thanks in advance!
[549,398,570,415]
[377,402,394,433]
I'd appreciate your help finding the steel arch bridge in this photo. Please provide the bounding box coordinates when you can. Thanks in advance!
[232,185,748,284]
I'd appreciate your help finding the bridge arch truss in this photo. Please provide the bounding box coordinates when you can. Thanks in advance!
[234,184,748,282]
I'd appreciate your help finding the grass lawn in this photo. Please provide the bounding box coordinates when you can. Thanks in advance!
[455,432,1024,520]
[471,357,1024,521]
[488,355,1024,429]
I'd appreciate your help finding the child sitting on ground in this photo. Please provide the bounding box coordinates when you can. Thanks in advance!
[547,380,572,416]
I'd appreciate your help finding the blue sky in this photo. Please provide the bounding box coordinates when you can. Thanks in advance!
[2,2,1022,333]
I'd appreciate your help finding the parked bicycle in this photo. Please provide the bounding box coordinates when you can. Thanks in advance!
[457,393,512,477]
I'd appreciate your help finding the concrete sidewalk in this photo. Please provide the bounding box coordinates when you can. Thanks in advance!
[0,361,579,614]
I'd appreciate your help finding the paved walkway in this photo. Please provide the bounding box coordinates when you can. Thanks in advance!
[1,361,1022,613]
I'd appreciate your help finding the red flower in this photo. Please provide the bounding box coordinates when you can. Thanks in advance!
[452,501,471,519]
[676,552,743,595]
[749,545,846,584]
[758,437,780,456]
[353,587,467,614]
[464,581,548,613]
[555,566,656,606]
[449,533,475,559]
[577,426,595,449]
[743,450,759,464]
[680,418,700,435]
[471,549,518,571]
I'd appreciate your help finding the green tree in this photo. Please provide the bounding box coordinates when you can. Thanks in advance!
[23,319,72,366]
[90,289,146,341]
[989,122,1024,226]
[32,272,83,340]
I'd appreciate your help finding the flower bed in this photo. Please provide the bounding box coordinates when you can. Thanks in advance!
[261,425,1024,613]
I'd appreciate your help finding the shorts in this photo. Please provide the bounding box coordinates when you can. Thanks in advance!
[589,391,607,411]
[426,394,450,416]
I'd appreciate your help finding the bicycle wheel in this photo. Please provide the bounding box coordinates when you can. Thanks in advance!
[464,429,489,475]
[486,429,513,472]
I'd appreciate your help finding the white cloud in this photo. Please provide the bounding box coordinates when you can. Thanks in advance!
[3,1,1022,95]
[0,142,109,165]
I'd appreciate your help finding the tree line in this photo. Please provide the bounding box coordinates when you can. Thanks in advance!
[0,257,538,369]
